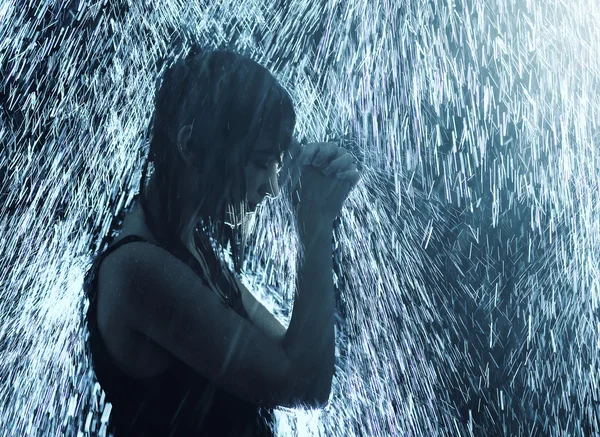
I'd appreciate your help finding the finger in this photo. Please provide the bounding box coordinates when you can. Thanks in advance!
[322,153,355,176]
[335,167,361,185]
[301,142,320,165]
[311,142,340,168]
[334,162,358,177]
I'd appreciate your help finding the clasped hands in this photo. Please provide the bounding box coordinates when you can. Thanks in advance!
[279,139,361,229]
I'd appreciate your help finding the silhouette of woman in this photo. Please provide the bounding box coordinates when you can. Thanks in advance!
[84,46,360,436]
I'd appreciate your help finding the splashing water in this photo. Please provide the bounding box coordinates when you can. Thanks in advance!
[1,0,600,435]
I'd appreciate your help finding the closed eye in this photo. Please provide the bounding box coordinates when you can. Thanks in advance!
[252,151,284,169]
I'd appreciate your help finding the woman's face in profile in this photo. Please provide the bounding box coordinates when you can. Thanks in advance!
[243,147,282,212]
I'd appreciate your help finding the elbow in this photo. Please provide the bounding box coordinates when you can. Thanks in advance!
[280,348,336,409]
[304,368,334,409]
[277,367,334,409]
[303,348,336,409]
[308,387,331,409]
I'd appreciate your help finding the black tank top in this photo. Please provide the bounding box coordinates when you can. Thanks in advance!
[84,234,275,436]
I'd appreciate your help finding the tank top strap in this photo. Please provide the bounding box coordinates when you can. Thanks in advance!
[100,234,154,259]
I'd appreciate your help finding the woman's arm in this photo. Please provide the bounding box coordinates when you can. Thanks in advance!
[233,227,337,406]
[237,217,337,405]
[103,240,333,408]
[234,229,336,406]
[282,218,336,405]
[235,277,287,344]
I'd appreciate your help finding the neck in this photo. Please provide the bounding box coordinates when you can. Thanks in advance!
[141,173,197,248]
[141,171,235,252]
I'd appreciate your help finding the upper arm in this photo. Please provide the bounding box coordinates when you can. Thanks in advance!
[102,241,316,408]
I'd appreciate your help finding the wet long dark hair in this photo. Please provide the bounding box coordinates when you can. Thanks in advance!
[138,45,295,308]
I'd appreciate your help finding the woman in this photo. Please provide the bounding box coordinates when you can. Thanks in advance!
[84,47,360,436]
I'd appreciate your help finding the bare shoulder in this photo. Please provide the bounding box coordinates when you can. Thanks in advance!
[96,240,176,378]
[98,239,178,302]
